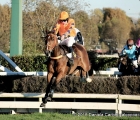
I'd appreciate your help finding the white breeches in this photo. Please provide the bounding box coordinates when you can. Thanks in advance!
[59,37,75,47]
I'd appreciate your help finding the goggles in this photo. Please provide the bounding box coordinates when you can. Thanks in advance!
[60,18,68,22]
[127,44,133,47]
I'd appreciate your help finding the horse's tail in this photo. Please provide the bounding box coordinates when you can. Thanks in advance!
[88,62,101,76]
[88,62,94,76]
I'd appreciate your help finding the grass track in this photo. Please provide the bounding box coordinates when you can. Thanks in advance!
[0,113,140,120]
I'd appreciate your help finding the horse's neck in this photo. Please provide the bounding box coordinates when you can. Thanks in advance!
[52,45,62,57]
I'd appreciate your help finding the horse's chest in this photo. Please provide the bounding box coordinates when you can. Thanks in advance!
[51,60,66,71]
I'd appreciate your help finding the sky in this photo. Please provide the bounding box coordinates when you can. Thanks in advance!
[0,0,140,19]
[85,0,140,19]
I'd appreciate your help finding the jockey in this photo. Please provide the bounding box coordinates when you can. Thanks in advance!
[120,39,138,72]
[53,11,76,65]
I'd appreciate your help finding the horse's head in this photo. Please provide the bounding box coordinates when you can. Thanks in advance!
[43,30,58,56]
[118,53,128,66]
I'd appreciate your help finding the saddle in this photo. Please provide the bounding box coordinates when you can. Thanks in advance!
[60,44,77,57]
[59,45,76,66]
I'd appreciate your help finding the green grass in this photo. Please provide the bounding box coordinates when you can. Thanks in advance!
[0,113,140,120]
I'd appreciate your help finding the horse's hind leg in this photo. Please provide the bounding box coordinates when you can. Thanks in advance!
[80,70,92,82]
[79,70,86,82]
[85,72,92,82]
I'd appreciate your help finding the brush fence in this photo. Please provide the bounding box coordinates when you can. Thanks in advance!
[0,93,140,115]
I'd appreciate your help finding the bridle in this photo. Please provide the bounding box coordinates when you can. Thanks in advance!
[44,33,64,60]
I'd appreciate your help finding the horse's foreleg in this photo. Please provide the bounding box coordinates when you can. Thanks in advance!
[40,73,53,107]
[45,71,64,102]
[49,71,64,94]
[47,77,56,101]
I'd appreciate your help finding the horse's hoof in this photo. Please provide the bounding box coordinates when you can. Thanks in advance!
[40,103,45,107]
[47,97,52,101]
[86,77,92,82]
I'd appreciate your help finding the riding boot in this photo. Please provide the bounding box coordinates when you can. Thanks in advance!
[67,47,74,66]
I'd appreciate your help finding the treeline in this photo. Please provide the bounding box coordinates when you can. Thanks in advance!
[0,0,140,54]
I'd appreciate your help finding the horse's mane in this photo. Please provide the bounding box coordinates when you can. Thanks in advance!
[47,30,55,35]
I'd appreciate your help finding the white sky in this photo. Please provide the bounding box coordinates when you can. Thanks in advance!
[1,0,140,19]
[0,0,10,5]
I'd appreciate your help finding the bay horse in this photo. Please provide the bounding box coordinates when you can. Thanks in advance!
[40,30,92,107]
[118,53,135,75]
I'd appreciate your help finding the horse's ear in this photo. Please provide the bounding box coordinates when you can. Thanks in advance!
[51,29,55,34]
[45,29,48,35]
[40,30,46,38]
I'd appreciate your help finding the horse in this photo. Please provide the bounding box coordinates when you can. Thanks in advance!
[40,30,92,107]
[118,53,135,75]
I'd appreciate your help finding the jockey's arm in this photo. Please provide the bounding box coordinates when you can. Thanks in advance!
[63,19,76,38]
[53,22,60,35]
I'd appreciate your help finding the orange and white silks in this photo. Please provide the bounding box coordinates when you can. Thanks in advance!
[54,18,76,37]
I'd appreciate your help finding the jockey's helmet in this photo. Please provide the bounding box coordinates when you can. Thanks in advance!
[126,39,134,48]
[136,38,140,47]
[59,11,69,20]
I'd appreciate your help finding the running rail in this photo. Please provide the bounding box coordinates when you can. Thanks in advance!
[0,50,23,72]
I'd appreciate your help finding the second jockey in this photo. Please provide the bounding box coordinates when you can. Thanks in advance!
[120,39,138,73]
